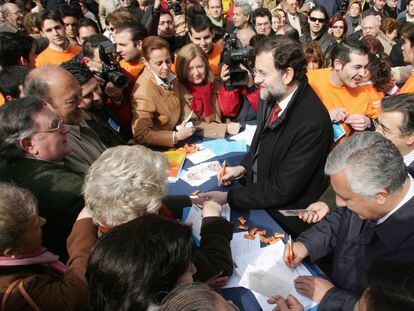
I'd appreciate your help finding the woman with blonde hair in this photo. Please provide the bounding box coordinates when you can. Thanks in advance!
[175,43,240,138]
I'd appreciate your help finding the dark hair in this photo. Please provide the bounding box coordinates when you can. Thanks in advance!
[0,33,34,67]
[255,35,307,82]
[330,39,369,66]
[381,94,414,136]
[78,17,99,33]
[86,214,194,311]
[309,5,329,22]
[249,33,266,47]
[302,41,324,68]
[0,96,44,159]
[58,3,80,19]
[159,9,173,20]
[401,22,414,46]
[283,24,300,41]
[189,14,213,34]
[116,21,148,42]
[252,7,271,25]
[60,61,94,85]
[36,10,63,31]
[360,35,392,92]
[0,66,30,100]
[364,261,414,310]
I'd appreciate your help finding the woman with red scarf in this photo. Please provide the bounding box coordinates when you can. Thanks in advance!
[175,43,241,139]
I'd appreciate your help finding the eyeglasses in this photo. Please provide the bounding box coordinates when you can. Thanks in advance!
[332,25,344,29]
[309,16,326,23]
[36,119,64,134]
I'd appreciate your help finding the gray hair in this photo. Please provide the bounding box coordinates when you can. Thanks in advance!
[0,96,44,159]
[381,94,414,136]
[23,65,59,106]
[160,283,216,311]
[83,145,169,228]
[325,132,407,199]
[0,183,38,253]
[234,0,252,16]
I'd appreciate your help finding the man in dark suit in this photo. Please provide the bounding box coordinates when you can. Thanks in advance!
[285,132,414,310]
[285,0,308,37]
[201,36,333,235]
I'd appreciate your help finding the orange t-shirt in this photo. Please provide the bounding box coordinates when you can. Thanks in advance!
[400,72,414,94]
[35,45,82,67]
[119,59,145,83]
[307,68,382,137]
[0,94,4,106]
[171,43,222,79]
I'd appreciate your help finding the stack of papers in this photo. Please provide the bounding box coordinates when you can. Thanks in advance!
[225,240,317,311]
[230,124,257,146]
[180,161,221,186]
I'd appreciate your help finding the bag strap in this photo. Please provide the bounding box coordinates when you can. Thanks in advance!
[1,279,41,311]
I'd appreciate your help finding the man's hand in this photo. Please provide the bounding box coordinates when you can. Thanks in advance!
[105,82,124,103]
[202,201,222,217]
[220,64,230,82]
[268,295,304,311]
[344,114,371,131]
[218,165,246,186]
[299,201,330,224]
[239,64,254,88]
[205,271,229,289]
[176,120,196,140]
[329,108,348,123]
[283,242,308,268]
[198,191,228,205]
[294,276,335,304]
[226,122,241,135]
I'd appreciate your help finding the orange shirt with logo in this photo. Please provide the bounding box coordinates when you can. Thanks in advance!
[400,72,414,94]
[307,68,382,137]
[35,45,82,67]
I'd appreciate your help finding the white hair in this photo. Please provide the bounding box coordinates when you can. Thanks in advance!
[83,145,169,228]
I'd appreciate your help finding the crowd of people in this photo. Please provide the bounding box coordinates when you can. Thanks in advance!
[0,0,414,309]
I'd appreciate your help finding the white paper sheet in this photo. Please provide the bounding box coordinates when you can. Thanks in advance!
[230,124,257,146]
[239,264,293,298]
[187,148,216,164]
[230,231,261,257]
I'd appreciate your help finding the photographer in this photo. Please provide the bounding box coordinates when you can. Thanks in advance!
[218,33,259,121]
[81,34,132,139]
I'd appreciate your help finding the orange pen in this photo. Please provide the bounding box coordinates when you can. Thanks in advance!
[220,161,227,179]
[288,235,294,270]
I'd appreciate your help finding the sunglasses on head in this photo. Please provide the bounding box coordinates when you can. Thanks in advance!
[309,16,325,23]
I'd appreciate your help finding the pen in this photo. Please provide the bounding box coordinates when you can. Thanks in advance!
[220,160,227,179]
[288,235,294,270]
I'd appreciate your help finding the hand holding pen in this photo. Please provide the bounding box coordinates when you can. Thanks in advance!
[283,239,309,269]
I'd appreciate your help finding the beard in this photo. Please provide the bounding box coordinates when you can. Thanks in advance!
[260,86,285,103]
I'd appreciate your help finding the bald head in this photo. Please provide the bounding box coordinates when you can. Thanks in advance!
[237,28,256,48]
[1,3,23,28]
[362,15,380,37]
[24,66,84,125]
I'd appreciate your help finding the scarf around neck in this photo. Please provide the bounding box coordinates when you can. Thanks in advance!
[0,246,66,276]
[185,82,215,122]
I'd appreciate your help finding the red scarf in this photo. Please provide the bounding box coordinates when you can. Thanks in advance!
[185,82,215,122]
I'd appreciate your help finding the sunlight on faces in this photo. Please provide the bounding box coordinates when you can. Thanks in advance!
[349,3,361,17]
[331,170,388,220]
[334,52,368,88]
[374,0,386,10]
[254,51,292,102]
[285,0,298,15]
[80,77,103,110]
[402,36,414,64]
[189,28,213,54]
[233,6,249,28]
[27,107,71,161]
[158,14,175,38]
[41,19,67,49]
[63,16,79,39]
[115,29,141,62]
[144,48,172,79]
[187,56,207,85]
[308,10,326,35]
[332,20,345,39]
[78,25,97,44]
[208,0,223,19]
[255,16,272,35]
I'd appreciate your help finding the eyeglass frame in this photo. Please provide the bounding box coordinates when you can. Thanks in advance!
[309,16,326,23]
[35,118,65,135]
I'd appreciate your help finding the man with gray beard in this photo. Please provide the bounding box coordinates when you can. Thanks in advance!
[200,36,332,235]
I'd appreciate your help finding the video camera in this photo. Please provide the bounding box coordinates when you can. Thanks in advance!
[82,35,128,90]
[220,33,254,86]
[167,0,183,15]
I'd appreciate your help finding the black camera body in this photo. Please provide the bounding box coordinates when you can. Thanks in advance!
[99,61,128,90]
[168,0,183,15]
[220,33,254,86]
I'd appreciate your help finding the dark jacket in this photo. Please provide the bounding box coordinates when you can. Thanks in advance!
[297,198,414,311]
[0,158,84,261]
[227,78,333,235]
[286,12,308,36]
[0,219,97,311]
[300,31,337,65]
